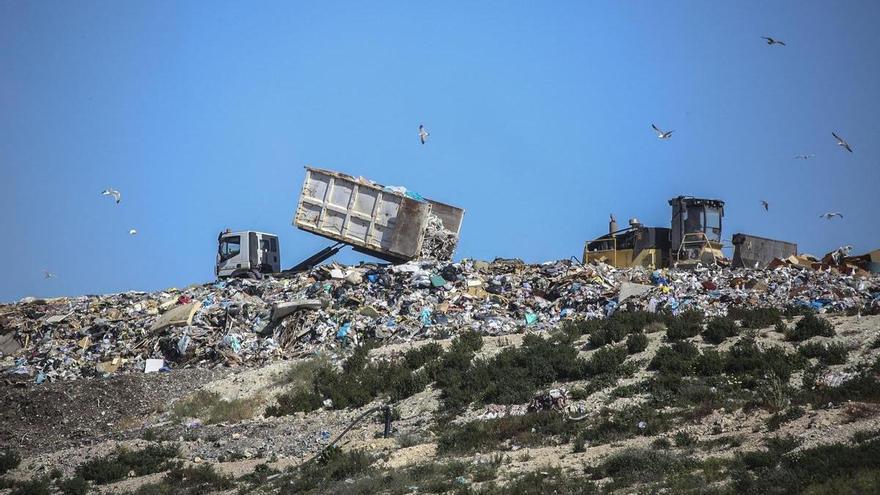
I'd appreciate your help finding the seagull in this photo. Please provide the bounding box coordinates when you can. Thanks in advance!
[129,229,138,235]
[761,200,769,211]
[819,212,844,220]
[418,124,429,145]
[761,36,786,46]
[832,132,853,153]
[651,124,674,139]
[42,269,57,279]
[794,154,815,160]
[101,188,121,204]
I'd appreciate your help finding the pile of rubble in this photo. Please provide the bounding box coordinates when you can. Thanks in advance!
[2,259,878,383]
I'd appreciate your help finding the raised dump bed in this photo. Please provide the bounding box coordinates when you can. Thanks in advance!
[293,167,464,263]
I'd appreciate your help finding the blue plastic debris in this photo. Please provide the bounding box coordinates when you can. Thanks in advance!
[337,322,351,339]
[525,312,538,326]
[420,308,433,326]
[223,334,242,353]
[605,300,618,317]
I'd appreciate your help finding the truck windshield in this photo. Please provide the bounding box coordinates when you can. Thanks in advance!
[219,236,241,261]
[705,208,722,242]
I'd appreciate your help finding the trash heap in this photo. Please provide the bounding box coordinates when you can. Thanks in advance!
[1,259,878,383]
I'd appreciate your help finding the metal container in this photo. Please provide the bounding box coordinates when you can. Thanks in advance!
[293,167,464,263]
[732,233,797,269]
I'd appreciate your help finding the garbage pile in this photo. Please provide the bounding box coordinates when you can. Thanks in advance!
[2,259,878,383]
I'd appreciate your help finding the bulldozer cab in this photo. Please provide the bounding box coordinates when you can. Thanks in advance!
[669,196,725,267]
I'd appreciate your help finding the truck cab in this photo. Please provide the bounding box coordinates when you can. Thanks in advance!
[216,230,280,278]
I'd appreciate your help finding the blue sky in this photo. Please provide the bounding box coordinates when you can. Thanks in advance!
[2,1,878,302]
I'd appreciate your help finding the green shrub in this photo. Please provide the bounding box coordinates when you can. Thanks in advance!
[626,332,649,354]
[134,465,233,495]
[589,448,696,488]
[766,406,806,431]
[728,307,782,329]
[585,345,627,375]
[172,390,258,424]
[57,477,89,495]
[9,478,50,495]
[694,349,724,376]
[725,337,795,384]
[403,342,444,370]
[498,468,599,495]
[76,444,180,485]
[731,436,880,494]
[281,447,373,494]
[578,404,673,444]
[799,342,848,365]
[665,310,704,340]
[437,411,575,455]
[649,342,700,376]
[674,431,697,447]
[265,389,323,416]
[702,317,738,344]
[785,314,835,341]
[0,448,21,475]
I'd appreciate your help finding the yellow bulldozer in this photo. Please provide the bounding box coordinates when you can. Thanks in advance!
[584,196,727,269]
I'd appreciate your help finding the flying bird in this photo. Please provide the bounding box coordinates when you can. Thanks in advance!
[819,212,844,220]
[832,132,853,153]
[42,269,57,279]
[651,124,674,139]
[129,229,138,236]
[794,154,815,160]
[761,36,786,46]
[101,188,121,204]
[761,200,769,211]
[418,124,429,145]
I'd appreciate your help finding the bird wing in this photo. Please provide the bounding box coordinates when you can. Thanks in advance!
[844,143,852,152]
[761,36,771,42]
[651,124,661,133]
[832,132,842,142]
[113,191,121,203]
[778,40,786,46]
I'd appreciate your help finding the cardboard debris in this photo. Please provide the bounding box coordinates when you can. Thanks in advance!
[150,301,202,332]
[270,299,324,322]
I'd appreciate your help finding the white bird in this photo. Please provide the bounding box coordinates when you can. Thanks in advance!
[819,212,844,220]
[651,124,674,139]
[101,188,121,204]
[418,124,429,145]
[794,154,815,160]
[761,36,786,46]
[761,200,769,211]
[42,269,57,279]
[129,229,138,235]
[832,132,853,153]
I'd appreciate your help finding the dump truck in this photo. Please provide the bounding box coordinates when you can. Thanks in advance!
[584,196,795,270]
[216,167,465,278]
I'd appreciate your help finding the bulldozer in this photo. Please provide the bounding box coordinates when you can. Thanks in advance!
[583,196,793,270]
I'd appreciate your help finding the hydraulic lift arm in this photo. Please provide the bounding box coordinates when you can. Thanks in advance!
[284,242,347,274]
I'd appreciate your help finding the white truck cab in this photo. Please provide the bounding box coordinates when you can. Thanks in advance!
[216,230,280,278]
